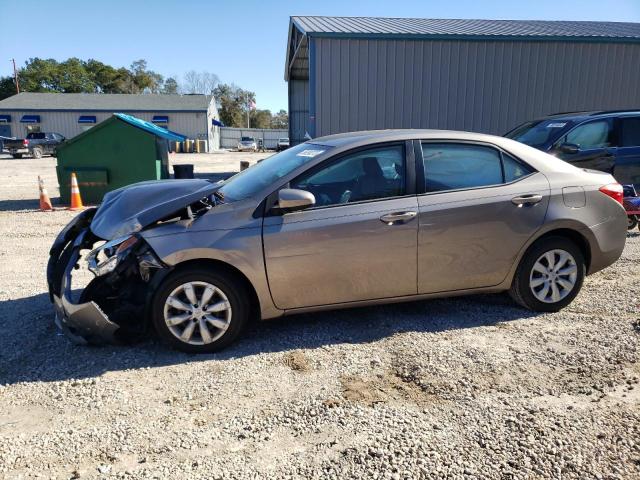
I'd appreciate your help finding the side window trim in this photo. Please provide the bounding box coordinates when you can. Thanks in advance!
[417,140,536,195]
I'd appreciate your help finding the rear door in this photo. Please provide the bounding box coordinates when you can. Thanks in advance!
[615,116,640,188]
[263,142,418,309]
[554,119,617,173]
[417,141,550,293]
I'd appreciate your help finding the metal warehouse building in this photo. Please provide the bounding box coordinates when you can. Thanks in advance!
[285,16,640,145]
[0,92,221,151]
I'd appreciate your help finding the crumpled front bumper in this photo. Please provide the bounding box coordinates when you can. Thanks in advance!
[47,210,120,344]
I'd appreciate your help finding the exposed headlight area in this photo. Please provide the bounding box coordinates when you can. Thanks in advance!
[87,235,140,276]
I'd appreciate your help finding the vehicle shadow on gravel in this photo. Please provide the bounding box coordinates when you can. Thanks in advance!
[0,291,537,386]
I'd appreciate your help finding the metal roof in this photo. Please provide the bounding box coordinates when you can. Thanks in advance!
[0,92,213,112]
[291,16,640,41]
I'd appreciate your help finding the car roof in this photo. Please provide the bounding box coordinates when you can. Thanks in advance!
[312,128,511,147]
[530,109,640,123]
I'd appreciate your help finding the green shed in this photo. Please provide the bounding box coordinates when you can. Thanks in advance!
[55,113,185,204]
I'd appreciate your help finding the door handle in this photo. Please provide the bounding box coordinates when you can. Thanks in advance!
[379,211,417,224]
[511,194,543,206]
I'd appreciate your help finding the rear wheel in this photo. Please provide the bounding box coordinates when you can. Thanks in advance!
[628,215,638,230]
[509,236,585,312]
[150,267,248,353]
[12,153,22,159]
[32,147,43,159]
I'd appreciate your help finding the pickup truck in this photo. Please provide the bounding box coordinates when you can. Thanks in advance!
[4,132,66,158]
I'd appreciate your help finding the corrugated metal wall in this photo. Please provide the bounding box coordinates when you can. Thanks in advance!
[219,127,288,149]
[0,110,213,150]
[313,38,640,136]
[289,79,309,145]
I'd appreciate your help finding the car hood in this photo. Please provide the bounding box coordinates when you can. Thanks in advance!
[90,179,221,239]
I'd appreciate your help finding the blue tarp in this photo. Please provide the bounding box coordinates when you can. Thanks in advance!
[114,113,185,141]
[78,115,97,124]
[212,119,224,127]
[0,114,11,122]
[20,115,40,123]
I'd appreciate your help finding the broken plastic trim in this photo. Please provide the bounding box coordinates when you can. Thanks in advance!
[52,229,120,344]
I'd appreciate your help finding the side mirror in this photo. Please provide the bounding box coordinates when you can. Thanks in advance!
[558,142,579,154]
[277,188,315,211]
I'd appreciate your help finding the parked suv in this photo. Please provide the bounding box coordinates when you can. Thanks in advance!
[505,110,640,187]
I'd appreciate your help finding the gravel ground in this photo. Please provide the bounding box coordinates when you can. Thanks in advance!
[0,153,639,479]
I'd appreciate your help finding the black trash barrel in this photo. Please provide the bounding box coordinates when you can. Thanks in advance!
[173,164,194,179]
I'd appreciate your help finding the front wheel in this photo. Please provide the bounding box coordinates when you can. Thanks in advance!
[150,267,248,353]
[509,237,585,312]
[628,215,638,230]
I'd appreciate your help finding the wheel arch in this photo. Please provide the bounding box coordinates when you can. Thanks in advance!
[503,223,594,289]
[169,258,262,323]
[530,228,591,273]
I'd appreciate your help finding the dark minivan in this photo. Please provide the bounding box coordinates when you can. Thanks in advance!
[505,110,640,187]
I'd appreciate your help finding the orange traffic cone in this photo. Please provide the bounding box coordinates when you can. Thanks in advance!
[38,175,53,211]
[68,172,84,211]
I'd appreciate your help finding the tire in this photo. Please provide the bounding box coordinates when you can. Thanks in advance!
[32,147,43,159]
[628,215,638,231]
[509,236,585,312]
[12,153,22,159]
[150,266,249,353]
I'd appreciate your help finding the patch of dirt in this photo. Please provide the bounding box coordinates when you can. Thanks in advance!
[283,351,311,372]
[340,371,439,406]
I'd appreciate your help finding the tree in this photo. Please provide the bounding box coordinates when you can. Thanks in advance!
[213,83,256,128]
[0,76,18,100]
[163,77,179,94]
[129,59,163,93]
[271,109,288,129]
[250,109,272,129]
[182,71,219,95]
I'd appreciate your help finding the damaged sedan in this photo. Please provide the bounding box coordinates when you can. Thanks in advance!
[48,130,627,353]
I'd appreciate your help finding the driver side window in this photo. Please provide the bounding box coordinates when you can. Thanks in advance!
[563,120,613,150]
[291,145,406,207]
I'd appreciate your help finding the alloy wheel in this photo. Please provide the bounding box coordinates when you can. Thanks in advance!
[163,281,232,345]
[529,249,578,304]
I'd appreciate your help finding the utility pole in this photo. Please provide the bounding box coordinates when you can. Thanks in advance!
[11,59,20,94]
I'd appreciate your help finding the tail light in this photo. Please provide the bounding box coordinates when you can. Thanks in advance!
[22,139,29,146]
[599,183,624,205]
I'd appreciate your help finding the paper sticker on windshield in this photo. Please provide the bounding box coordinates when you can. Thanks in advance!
[546,122,567,128]
[297,149,325,158]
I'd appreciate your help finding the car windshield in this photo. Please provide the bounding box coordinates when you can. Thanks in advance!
[218,143,332,201]
[279,138,289,142]
[505,120,574,148]
[241,137,253,142]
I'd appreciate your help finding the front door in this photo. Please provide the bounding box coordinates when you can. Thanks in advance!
[417,142,550,293]
[554,119,617,173]
[263,143,418,309]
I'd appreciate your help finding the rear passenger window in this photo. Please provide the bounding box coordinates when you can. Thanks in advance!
[422,144,503,192]
[620,117,640,147]
[503,153,533,182]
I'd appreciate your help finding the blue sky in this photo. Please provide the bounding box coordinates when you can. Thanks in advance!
[1,0,639,112]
